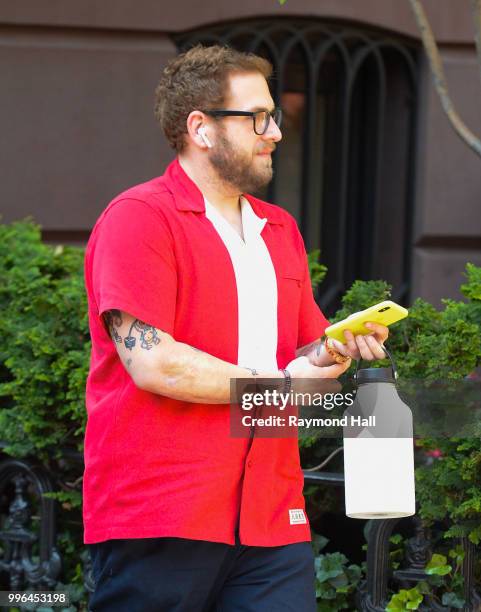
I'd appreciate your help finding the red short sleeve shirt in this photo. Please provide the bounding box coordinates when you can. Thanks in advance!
[83,159,329,546]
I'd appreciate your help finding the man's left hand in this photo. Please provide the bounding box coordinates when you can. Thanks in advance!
[330,322,389,361]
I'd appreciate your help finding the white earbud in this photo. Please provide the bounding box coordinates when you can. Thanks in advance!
[197,126,213,148]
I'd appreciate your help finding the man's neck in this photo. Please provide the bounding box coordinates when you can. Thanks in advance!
[178,154,241,215]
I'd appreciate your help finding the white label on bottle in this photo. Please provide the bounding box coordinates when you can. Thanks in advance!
[289,509,307,525]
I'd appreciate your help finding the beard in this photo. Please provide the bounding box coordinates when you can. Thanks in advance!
[208,130,274,194]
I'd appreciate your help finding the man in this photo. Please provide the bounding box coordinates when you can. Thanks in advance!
[84,45,388,611]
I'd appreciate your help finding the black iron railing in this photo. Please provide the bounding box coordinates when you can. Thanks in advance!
[0,457,61,591]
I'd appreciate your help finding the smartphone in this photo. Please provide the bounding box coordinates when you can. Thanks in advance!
[324,300,408,344]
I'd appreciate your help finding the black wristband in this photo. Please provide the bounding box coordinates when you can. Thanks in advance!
[280,368,291,394]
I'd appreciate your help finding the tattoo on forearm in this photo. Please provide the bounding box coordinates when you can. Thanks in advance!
[124,319,162,351]
[245,367,258,376]
[104,309,123,343]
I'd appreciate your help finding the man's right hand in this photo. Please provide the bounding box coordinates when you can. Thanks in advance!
[285,355,349,396]
[286,355,351,379]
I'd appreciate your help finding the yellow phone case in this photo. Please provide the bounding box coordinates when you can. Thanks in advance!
[324,300,408,344]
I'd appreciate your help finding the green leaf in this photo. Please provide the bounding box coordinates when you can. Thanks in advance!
[461,262,481,301]
[386,587,423,611]
[311,532,329,555]
[425,554,452,576]
[390,533,403,545]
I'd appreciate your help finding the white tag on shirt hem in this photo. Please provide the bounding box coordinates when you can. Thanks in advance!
[289,509,307,525]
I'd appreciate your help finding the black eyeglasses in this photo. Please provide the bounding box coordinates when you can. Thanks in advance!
[201,108,282,135]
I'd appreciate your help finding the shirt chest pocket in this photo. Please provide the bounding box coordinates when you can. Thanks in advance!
[278,270,303,311]
[279,262,303,288]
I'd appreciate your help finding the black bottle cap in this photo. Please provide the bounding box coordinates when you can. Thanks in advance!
[355,366,396,385]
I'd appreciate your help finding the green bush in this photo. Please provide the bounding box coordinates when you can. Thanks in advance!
[312,533,363,611]
[0,220,89,459]
[329,268,481,545]
[308,262,481,611]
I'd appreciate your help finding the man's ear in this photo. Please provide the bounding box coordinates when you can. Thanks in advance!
[186,110,211,149]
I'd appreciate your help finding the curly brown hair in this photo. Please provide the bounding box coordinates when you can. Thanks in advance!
[154,44,272,152]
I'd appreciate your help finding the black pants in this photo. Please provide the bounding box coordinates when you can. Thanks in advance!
[89,535,317,612]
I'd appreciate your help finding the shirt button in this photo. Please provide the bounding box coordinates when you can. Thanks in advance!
[247,460,253,468]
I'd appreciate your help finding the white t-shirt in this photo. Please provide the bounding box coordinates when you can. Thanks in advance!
[204,196,278,371]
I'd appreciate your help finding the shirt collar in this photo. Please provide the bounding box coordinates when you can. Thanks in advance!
[241,196,268,236]
[162,158,284,226]
[204,196,267,241]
